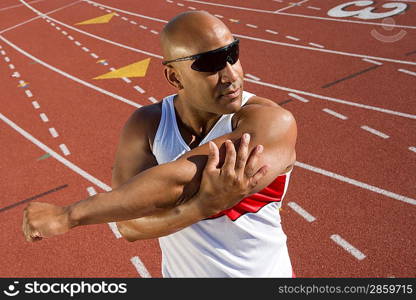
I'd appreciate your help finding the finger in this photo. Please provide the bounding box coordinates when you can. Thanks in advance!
[245,144,263,177]
[205,141,219,172]
[235,133,250,175]
[22,209,31,242]
[221,140,236,176]
[248,164,269,188]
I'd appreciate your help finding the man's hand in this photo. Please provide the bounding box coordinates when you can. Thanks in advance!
[22,202,71,242]
[196,133,269,217]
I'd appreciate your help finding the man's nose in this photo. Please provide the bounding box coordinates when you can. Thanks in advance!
[220,62,239,83]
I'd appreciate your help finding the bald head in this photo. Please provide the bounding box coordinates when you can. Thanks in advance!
[161,11,234,61]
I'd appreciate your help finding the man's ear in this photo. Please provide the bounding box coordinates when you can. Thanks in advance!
[164,67,183,90]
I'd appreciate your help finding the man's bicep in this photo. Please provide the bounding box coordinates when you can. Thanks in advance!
[174,105,297,195]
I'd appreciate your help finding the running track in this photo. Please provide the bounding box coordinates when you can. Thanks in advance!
[0,0,415,278]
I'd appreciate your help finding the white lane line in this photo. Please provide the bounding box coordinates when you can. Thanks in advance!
[62,30,68,35]
[244,73,260,81]
[308,42,324,48]
[59,143,71,156]
[275,0,309,13]
[398,68,416,77]
[246,24,258,29]
[214,14,223,18]
[0,35,142,108]
[39,113,49,122]
[307,6,321,10]
[409,147,416,153]
[90,53,99,59]
[109,67,116,71]
[55,26,61,30]
[287,202,316,222]
[32,101,40,109]
[68,35,74,40]
[265,29,278,34]
[4,56,10,62]
[130,256,152,278]
[183,0,416,29]
[82,47,90,52]
[1,50,6,55]
[139,25,148,30]
[74,41,81,46]
[0,0,46,12]
[0,113,112,191]
[244,78,416,119]
[20,0,163,59]
[150,30,159,35]
[295,161,416,205]
[121,77,132,83]
[49,127,59,138]
[330,234,366,260]
[12,71,21,78]
[25,90,33,98]
[8,64,15,69]
[188,6,196,10]
[360,125,389,139]
[87,186,122,238]
[288,92,309,103]
[121,16,129,21]
[148,96,158,103]
[130,20,137,25]
[86,0,169,23]
[285,35,300,41]
[177,2,185,6]
[322,108,348,120]
[134,85,145,94]
[234,33,416,67]
[362,58,383,65]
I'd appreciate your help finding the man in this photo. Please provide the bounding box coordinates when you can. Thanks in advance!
[23,11,297,277]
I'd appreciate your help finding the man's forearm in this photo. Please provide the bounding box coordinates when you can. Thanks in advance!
[67,162,195,227]
[116,192,212,241]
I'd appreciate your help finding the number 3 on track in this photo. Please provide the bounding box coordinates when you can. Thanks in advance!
[327,1,408,20]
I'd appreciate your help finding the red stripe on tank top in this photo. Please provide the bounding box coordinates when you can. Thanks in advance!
[207,174,287,221]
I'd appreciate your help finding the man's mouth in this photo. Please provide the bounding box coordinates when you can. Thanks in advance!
[220,88,241,100]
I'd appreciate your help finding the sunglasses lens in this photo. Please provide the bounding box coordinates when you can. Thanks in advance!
[191,41,239,72]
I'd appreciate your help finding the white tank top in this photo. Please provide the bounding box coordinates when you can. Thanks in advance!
[152,91,293,277]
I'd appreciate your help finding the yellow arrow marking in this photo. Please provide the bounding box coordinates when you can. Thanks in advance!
[93,58,151,79]
[75,13,116,25]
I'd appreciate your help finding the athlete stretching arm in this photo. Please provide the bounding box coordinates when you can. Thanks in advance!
[22,103,296,242]
[113,99,291,241]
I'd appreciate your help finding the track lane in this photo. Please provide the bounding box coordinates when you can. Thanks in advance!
[1,0,414,278]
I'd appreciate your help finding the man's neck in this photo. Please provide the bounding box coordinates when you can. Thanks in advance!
[173,95,222,141]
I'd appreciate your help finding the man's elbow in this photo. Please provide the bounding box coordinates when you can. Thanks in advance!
[116,221,141,242]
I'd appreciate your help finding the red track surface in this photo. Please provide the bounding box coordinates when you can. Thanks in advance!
[0,0,415,278]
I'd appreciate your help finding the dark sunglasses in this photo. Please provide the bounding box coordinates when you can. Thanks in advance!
[162,38,239,72]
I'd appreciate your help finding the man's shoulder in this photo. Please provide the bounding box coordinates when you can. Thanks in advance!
[126,101,163,130]
[121,101,163,145]
[235,95,295,127]
[245,95,279,108]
